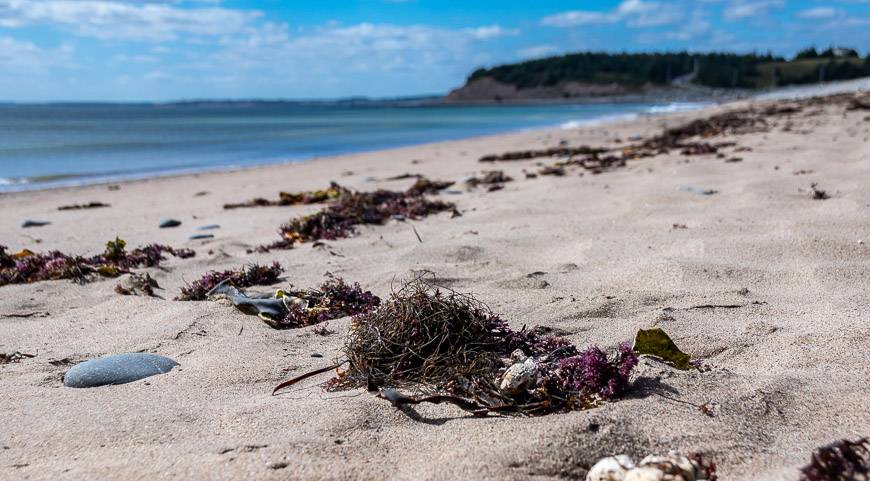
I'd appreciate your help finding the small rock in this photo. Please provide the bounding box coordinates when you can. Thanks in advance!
[159,218,182,228]
[64,353,179,388]
[195,224,221,230]
[21,219,51,228]
[311,353,323,358]
[188,234,214,240]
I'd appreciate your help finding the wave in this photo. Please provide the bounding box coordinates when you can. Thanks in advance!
[645,102,713,114]
[559,113,640,130]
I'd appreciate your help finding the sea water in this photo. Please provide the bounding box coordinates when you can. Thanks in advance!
[0,101,709,192]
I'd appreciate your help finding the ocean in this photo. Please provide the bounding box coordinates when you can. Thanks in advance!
[0,101,709,192]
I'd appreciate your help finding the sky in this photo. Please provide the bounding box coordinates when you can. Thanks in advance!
[0,0,868,102]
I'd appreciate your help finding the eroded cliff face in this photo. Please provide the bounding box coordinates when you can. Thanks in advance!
[444,76,630,103]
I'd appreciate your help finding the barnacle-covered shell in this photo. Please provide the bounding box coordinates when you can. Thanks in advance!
[499,358,538,395]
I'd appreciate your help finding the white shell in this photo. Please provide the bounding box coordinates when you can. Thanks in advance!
[586,455,635,481]
[499,358,538,395]
[624,467,665,481]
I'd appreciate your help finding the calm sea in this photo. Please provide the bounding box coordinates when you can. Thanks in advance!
[0,101,707,192]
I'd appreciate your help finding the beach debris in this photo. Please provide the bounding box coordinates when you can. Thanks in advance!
[724,157,743,163]
[21,219,51,228]
[538,165,566,176]
[264,187,455,250]
[465,170,513,190]
[405,178,455,196]
[58,202,110,211]
[115,272,160,297]
[672,223,688,230]
[188,233,214,240]
[808,183,830,200]
[195,224,221,230]
[280,274,638,415]
[63,353,179,388]
[479,145,608,162]
[0,351,37,364]
[159,218,182,228]
[0,237,194,287]
[176,262,284,301]
[223,182,348,209]
[679,186,718,196]
[587,451,717,481]
[799,437,870,481]
[846,95,870,111]
[206,276,380,329]
[633,328,692,370]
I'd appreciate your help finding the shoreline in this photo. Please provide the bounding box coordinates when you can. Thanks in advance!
[1,89,869,480]
[0,101,713,196]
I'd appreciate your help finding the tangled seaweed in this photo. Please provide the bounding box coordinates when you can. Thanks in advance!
[314,275,637,415]
[800,438,870,481]
[223,182,348,209]
[274,277,381,328]
[58,202,110,211]
[205,276,380,329]
[0,238,194,287]
[266,188,455,249]
[176,262,284,301]
[466,170,513,191]
[405,178,454,196]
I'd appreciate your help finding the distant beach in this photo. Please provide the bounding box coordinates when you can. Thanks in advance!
[0,101,711,192]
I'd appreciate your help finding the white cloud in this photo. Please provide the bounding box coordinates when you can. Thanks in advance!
[0,0,261,41]
[0,36,74,73]
[517,44,559,59]
[464,25,519,40]
[797,7,842,19]
[542,0,683,28]
[723,0,784,20]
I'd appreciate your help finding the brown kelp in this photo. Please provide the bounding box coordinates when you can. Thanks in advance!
[206,276,380,329]
[404,178,455,196]
[266,188,455,249]
[58,202,110,211]
[465,170,513,191]
[278,275,638,416]
[800,438,870,481]
[176,262,284,301]
[223,182,348,209]
[0,238,194,287]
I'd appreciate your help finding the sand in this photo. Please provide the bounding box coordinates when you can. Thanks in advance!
[1,91,869,481]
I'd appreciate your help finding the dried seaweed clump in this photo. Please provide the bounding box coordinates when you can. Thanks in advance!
[223,182,348,209]
[0,238,194,287]
[327,276,637,415]
[115,273,160,297]
[405,178,454,196]
[204,276,380,330]
[273,278,381,328]
[799,438,870,481]
[177,262,284,301]
[58,201,110,211]
[268,189,455,249]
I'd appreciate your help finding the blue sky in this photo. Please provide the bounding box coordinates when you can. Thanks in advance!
[0,0,868,101]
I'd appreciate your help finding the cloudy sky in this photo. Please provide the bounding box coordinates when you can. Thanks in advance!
[0,0,868,101]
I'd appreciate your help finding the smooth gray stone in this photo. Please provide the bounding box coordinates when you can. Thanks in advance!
[159,218,182,228]
[21,219,51,228]
[64,353,179,388]
[195,224,221,230]
[188,233,214,240]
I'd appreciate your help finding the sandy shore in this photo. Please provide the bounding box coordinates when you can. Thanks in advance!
[1,91,869,480]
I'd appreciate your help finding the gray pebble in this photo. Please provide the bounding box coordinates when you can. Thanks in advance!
[159,218,182,228]
[21,219,51,228]
[195,224,221,230]
[188,233,214,240]
[64,353,179,388]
